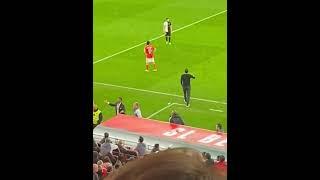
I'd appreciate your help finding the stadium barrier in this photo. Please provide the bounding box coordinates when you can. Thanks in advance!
[94,114,227,159]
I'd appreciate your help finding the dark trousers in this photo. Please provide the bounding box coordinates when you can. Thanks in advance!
[182,86,191,105]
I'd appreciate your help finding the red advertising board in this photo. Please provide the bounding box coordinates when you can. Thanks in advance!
[101,114,227,151]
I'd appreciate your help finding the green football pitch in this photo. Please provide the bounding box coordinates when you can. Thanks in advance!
[93,0,227,131]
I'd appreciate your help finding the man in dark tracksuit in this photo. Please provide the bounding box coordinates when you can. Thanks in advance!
[105,97,126,115]
[180,68,195,107]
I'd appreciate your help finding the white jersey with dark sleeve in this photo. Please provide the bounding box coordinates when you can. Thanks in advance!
[163,21,172,33]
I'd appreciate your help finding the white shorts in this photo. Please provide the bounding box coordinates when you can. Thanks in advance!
[146,58,155,64]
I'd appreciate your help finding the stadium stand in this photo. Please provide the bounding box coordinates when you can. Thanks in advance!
[94,114,227,158]
[93,131,227,180]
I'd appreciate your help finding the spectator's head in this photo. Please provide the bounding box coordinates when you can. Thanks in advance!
[103,162,112,168]
[205,153,211,160]
[107,166,113,174]
[146,41,150,45]
[133,102,140,110]
[103,162,112,169]
[152,144,160,153]
[104,132,109,138]
[185,68,188,73]
[97,160,104,166]
[202,152,206,158]
[93,164,99,173]
[218,155,225,162]
[172,147,205,162]
[105,147,214,180]
[117,140,124,146]
[171,110,178,117]
[138,136,144,143]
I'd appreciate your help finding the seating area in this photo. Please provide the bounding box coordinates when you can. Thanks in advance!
[93,132,227,180]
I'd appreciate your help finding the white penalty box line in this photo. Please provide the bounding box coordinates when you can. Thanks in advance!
[147,102,223,119]
[94,82,227,105]
[147,103,177,119]
[93,10,227,64]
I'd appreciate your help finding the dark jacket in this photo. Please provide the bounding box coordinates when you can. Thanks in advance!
[169,114,185,125]
[108,102,125,115]
[180,73,195,87]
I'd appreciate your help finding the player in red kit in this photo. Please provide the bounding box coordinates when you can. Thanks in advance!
[144,41,157,72]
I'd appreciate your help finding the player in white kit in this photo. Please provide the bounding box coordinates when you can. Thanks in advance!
[163,18,172,45]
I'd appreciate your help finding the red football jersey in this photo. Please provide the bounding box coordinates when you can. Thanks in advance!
[144,45,155,58]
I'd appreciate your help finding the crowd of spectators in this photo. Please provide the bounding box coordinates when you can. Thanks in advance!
[93,132,227,180]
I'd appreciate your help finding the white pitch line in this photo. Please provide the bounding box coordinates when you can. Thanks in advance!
[94,82,227,105]
[173,103,186,106]
[175,103,224,112]
[93,10,227,64]
[209,109,224,112]
[147,103,177,118]
[148,102,224,119]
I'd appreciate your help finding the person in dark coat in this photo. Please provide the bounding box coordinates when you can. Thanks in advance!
[169,110,185,125]
[151,144,160,153]
[180,68,195,107]
[105,97,126,115]
[99,132,110,145]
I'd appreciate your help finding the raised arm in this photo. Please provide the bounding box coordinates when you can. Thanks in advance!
[108,102,116,106]
[105,100,116,106]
